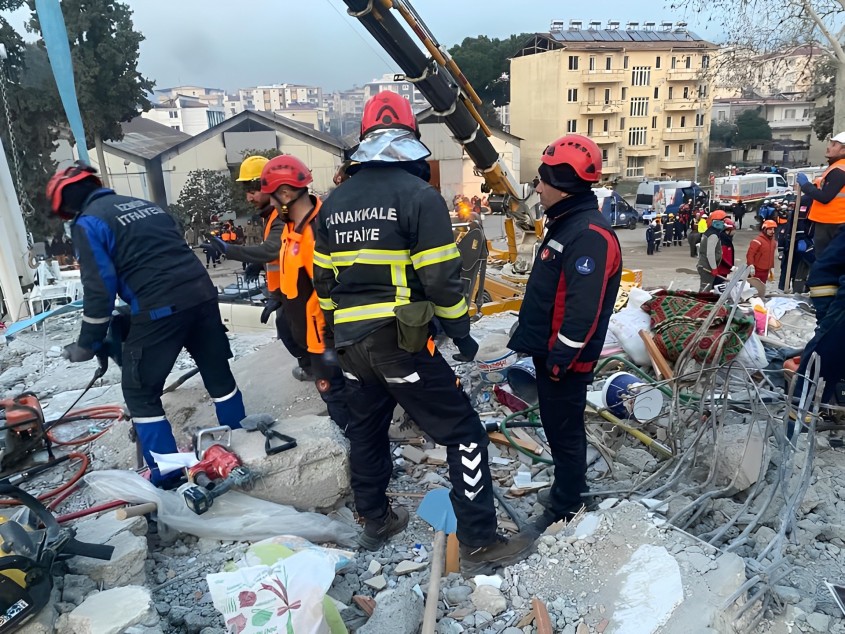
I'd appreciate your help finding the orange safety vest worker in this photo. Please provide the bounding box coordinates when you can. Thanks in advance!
[279,197,325,354]
[262,209,281,292]
[808,158,845,224]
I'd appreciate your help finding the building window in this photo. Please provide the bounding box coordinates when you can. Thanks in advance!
[587,118,594,134]
[698,84,708,99]
[169,111,177,118]
[631,66,651,86]
[683,86,690,99]
[621,87,628,100]
[680,115,686,127]
[652,116,658,129]
[668,87,674,99]
[620,117,626,129]
[630,97,649,117]
[666,116,672,128]
[654,87,659,99]
[627,156,646,178]
[784,108,796,119]
[671,56,677,69]
[568,55,579,70]
[604,88,611,104]
[567,88,578,102]
[664,144,670,158]
[694,142,700,154]
[623,55,629,69]
[589,56,596,71]
[678,144,686,155]
[605,56,612,70]
[655,56,661,69]
[685,56,692,69]
[802,108,810,118]
[702,55,710,68]
[603,118,609,132]
[602,148,609,162]
[717,111,726,121]
[567,119,577,133]
[695,113,705,126]
[171,125,180,131]
[628,127,647,145]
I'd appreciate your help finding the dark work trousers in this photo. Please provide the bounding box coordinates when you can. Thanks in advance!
[122,300,239,418]
[338,324,498,547]
[796,300,845,405]
[688,232,701,258]
[533,359,593,518]
[274,306,311,371]
[646,239,655,255]
[812,222,845,260]
[310,351,350,430]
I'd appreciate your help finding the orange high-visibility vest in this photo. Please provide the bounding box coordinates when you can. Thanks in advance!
[280,199,325,354]
[808,158,845,224]
[263,209,281,292]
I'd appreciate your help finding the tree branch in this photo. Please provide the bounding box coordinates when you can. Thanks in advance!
[801,0,845,62]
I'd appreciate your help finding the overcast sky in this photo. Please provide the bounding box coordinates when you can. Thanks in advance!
[4,0,721,92]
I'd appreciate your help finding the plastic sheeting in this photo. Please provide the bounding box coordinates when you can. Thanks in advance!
[85,470,357,546]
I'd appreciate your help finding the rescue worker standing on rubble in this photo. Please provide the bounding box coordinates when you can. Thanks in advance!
[697,209,728,291]
[508,134,622,533]
[48,163,247,485]
[746,220,778,284]
[256,155,350,428]
[313,91,534,572]
[797,132,845,258]
[204,155,313,382]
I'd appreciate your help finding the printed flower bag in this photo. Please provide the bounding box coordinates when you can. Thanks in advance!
[640,290,754,364]
[208,549,336,634]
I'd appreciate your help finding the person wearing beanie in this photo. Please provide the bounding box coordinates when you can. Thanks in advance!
[508,134,622,534]
[697,209,728,291]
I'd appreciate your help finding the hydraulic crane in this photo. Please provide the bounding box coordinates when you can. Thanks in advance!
[342,0,543,313]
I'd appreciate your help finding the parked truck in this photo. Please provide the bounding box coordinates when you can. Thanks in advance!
[714,173,791,208]
[595,187,639,229]
[635,180,707,222]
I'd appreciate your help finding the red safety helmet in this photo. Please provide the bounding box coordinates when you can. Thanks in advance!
[360,91,419,140]
[724,218,735,229]
[260,155,313,194]
[540,134,602,183]
[709,209,728,221]
[762,220,778,229]
[46,162,101,219]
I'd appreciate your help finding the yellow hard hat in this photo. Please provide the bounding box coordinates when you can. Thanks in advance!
[237,155,269,182]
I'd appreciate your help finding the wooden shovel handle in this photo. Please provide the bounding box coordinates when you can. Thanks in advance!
[422,530,446,634]
[115,502,156,520]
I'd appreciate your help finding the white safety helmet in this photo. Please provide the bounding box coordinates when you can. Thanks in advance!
[830,131,845,144]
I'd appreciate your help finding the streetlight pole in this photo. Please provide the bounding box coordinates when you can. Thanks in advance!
[694,103,702,184]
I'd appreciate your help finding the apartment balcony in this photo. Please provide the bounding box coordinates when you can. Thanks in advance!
[662,126,703,141]
[601,162,621,174]
[581,69,625,83]
[666,68,700,81]
[769,118,812,129]
[590,130,624,144]
[659,157,697,169]
[663,99,700,111]
[625,146,658,157]
[579,100,624,115]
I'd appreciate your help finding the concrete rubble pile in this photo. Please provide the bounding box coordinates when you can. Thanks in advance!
[1,274,844,634]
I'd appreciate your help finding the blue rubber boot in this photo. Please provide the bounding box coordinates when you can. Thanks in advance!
[213,388,246,429]
[132,418,179,486]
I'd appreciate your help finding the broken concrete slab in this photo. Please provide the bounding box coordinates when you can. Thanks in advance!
[56,586,158,634]
[401,445,426,464]
[358,581,423,634]
[470,585,507,616]
[713,423,765,493]
[71,513,147,546]
[615,446,657,473]
[67,530,147,589]
[230,415,350,512]
[394,560,427,575]
[364,574,387,590]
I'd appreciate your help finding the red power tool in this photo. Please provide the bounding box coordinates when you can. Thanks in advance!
[0,393,52,471]
[183,445,252,514]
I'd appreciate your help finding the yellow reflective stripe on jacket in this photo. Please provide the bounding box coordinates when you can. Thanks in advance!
[313,250,333,270]
[318,297,336,311]
[332,249,412,267]
[411,244,460,269]
[433,298,468,320]
[391,264,410,303]
[334,300,411,324]
[809,285,838,298]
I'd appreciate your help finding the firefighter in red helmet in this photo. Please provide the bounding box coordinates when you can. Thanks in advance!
[508,134,623,533]
[258,155,350,430]
[47,162,248,486]
[312,91,535,572]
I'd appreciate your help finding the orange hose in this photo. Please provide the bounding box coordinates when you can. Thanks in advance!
[46,405,125,446]
[0,452,89,506]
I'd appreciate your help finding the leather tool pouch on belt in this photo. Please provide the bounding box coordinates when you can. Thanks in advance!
[394,302,434,353]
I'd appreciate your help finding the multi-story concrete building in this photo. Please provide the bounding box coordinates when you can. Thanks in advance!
[142,95,226,136]
[327,86,366,138]
[510,20,717,182]
[362,73,428,107]
[153,86,225,108]
[238,84,324,112]
[712,45,825,100]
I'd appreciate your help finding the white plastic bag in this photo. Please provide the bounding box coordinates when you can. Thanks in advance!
[84,471,357,546]
[627,287,653,311]
[208,550,335,634]
[608,308,652,365]
[735,332,767,370]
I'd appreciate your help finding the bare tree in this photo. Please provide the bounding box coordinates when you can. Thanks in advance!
[677,0,845,131]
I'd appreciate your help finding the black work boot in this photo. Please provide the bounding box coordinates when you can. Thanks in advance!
[459,532,536,576]
[358,506,410,551]
[291,366,313,382]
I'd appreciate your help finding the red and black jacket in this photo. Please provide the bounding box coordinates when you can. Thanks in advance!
[509,191,622,374]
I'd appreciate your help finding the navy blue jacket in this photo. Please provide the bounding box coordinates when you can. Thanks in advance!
[509,191,622,373]
[71,189,217,350]
[807,226,845,323]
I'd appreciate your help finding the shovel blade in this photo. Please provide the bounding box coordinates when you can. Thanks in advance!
[417,488,457,534]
